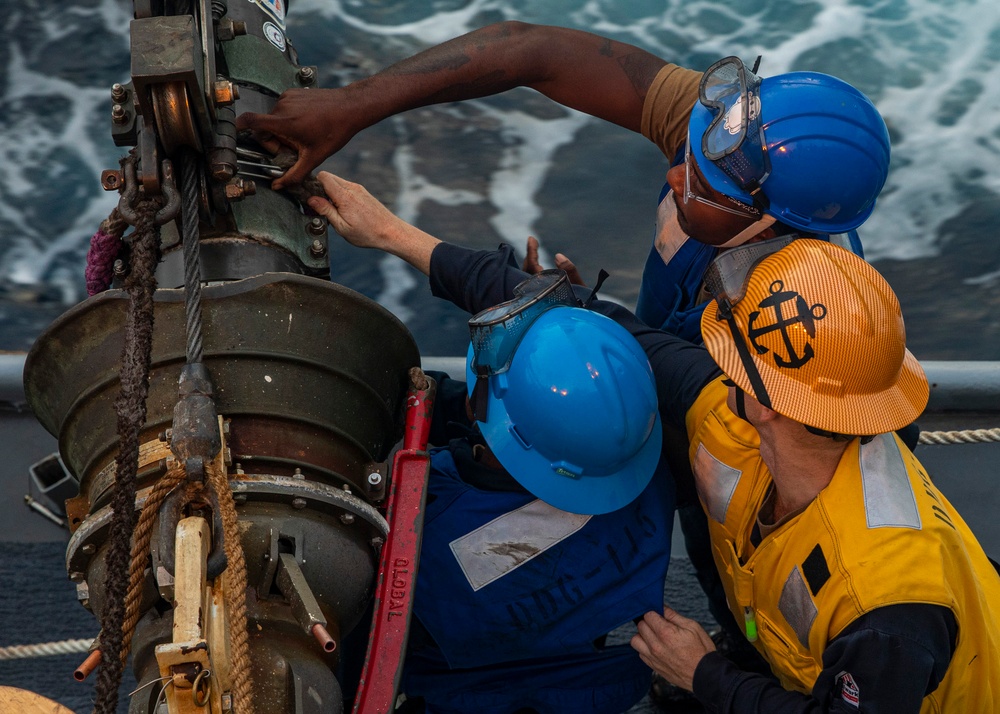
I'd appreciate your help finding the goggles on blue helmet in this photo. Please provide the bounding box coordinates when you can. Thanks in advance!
[468,269,580,421]
[703,235,799,409]
[684,135,761,219]
[699,56,771,211]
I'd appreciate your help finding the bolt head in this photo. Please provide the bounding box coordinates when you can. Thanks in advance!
[309,239,327,257]
[213,80,239,105]
[101,169,123,191]
[297,66,316,85]
[307,216,327,235]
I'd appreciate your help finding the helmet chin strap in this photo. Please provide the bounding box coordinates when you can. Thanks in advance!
[716,214,777,249]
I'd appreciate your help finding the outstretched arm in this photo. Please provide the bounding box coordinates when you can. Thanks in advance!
[237,21,667,188]
[307,171,440,274]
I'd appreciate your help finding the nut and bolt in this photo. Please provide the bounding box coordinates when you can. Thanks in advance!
[211,161,235,182]
[309,239,327,258]
[297,66,316,86]
[110,83,128,103]
[216,18,247,41]
[113,259,127,277]
[213,79,239,105]
[101,170,122,191]
[307,217,327,236]
[158,428,173,442]
[367,472,383,488]
[293,467,304,479]
[224,177,256,201]
[371,536,385,549]
[69,571,86,583]
[111,103,128,125]
[81,543,96,555]
[291,497,307,510]
[339,513,355,525]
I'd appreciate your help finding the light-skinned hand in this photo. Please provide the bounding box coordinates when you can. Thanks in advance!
[631,605,717,693]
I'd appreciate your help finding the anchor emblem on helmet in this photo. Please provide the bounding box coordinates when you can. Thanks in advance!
[747,280,827,368]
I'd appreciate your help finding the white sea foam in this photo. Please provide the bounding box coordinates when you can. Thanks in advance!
[375,118,482,320]
[2,0,998,309]
[0,0,130,293]
[287,0,1000,268]
[292,0,512,44]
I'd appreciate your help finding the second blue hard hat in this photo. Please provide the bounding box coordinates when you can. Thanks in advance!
[466,306,661,515]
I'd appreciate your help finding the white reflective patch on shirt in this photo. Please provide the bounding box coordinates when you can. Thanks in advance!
[449,500,592,592]
[693,443,742,523]
[859,434,921,529]
[779,565,818,649]
[654,191,691,266]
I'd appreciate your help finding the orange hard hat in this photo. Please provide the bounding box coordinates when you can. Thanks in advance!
[701,238,928,435]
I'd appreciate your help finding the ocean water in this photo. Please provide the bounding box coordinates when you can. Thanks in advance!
[1,0,999,360]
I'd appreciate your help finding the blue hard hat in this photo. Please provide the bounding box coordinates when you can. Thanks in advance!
[465,307,662,515]
[690,70,891,234]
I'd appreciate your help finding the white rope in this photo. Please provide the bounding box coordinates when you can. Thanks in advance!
[919,428,1000,445]
[918,428,1000,445]
[0,638,94,661]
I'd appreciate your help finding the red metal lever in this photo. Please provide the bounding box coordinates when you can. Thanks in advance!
[352,369,435,714]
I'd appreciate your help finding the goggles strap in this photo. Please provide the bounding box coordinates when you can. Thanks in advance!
[470,369,491,423]
[584,269,610,308]
[716,214,777,249]
[723,313,772,409]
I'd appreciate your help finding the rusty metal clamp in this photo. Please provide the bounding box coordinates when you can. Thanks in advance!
[158,483,228,580]
[118,157,181,226]
[155,160,181,225]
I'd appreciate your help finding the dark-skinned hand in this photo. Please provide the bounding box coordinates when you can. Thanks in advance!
[236,87,366,190]
[522,235,586,286]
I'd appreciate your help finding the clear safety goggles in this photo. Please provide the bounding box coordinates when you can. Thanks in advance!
[469,269,580,376]
[684,135,761,219]
[468,269,580,421]
[704,235,798,410]
[699,56,772,210]
[704,234,797,319]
